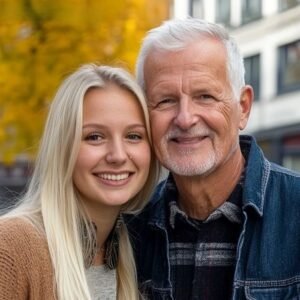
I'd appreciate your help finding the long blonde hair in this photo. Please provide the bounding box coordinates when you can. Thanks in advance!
[2,64,159,299]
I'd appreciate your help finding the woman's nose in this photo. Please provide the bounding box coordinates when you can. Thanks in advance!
[105,139,128,164]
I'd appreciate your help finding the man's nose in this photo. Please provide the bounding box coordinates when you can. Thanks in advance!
[173,97,198,130]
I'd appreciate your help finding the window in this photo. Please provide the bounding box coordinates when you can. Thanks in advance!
[190,0,204,18]
[279,0,300,11]
[282,134,300,172]
[241,0,262,24]
[257,140,274,162]
[244,54,260,100]
[283,154,300,171]
[278,40,300,94]
[215,0,231,26]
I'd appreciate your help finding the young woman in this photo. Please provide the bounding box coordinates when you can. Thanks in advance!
[0,64,159,300]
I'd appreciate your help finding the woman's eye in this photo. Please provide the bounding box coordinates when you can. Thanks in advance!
[127,133,142,141]
[85,133,103,142]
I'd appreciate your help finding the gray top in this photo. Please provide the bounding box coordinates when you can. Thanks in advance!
[86,265,117,300]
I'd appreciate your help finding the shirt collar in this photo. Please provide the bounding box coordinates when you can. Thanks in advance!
[167,173,244,229]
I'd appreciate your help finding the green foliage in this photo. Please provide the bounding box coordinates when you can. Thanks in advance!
[0,0,170,163]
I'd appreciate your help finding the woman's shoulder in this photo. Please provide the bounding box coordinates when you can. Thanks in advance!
[0,216,40,238]
[0,216,52,274]
[0,218,55,298]
[0,216,46,254]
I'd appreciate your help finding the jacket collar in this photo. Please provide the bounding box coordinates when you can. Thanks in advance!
[240,135,270,217]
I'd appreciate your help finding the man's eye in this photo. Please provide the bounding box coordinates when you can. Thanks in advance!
[153,98,176,110]
[159,98,174,105]
[194,94,214,101]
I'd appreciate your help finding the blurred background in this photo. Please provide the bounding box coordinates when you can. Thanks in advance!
[0,0,300,205]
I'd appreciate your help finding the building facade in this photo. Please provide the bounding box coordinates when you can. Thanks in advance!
[173,0,300,171]
[0,160,31,208]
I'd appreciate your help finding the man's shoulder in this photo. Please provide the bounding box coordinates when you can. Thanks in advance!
[242,135,300,201]
[126,179,169,227]
[142,178,169,213]
[268,162,300,198]
[269,161,300,178]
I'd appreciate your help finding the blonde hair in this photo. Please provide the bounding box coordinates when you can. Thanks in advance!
[2,64,159,299]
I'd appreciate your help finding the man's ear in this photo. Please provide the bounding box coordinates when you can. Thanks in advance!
[238,85,253,130]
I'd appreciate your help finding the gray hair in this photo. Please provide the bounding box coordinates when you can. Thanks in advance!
[136,18,245,99]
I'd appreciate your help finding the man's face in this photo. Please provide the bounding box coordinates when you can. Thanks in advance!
[144,38,251,177]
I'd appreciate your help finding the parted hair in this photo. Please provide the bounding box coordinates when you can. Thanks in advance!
[136,17,245,100]
[2,64,159,300]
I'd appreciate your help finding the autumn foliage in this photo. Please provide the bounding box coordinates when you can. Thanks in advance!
[0,0,170,163]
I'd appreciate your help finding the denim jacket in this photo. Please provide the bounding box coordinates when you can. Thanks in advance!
[127,135,300,299]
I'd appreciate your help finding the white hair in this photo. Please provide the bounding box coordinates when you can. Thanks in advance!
[136,18,245,99]
[1,64,159,300]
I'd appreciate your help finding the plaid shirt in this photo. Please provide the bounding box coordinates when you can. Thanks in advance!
[166,175,244,300]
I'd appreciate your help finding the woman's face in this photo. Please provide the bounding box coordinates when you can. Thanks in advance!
[73,84,151,216]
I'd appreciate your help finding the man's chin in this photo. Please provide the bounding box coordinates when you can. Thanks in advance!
[162,159,216,177]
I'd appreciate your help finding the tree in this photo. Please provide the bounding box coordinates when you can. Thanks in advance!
[0,0,171,163]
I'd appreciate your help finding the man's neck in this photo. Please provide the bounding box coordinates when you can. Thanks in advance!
[173,149,245,220]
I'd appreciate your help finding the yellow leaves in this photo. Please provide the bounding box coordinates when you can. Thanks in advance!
[0,101,46,163]
[0,0,171,163]
[125,18,137,35]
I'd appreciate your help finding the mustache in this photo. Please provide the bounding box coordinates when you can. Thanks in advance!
[165,126,212,140]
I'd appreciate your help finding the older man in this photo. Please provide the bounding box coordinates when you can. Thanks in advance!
[127,18,300,300]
